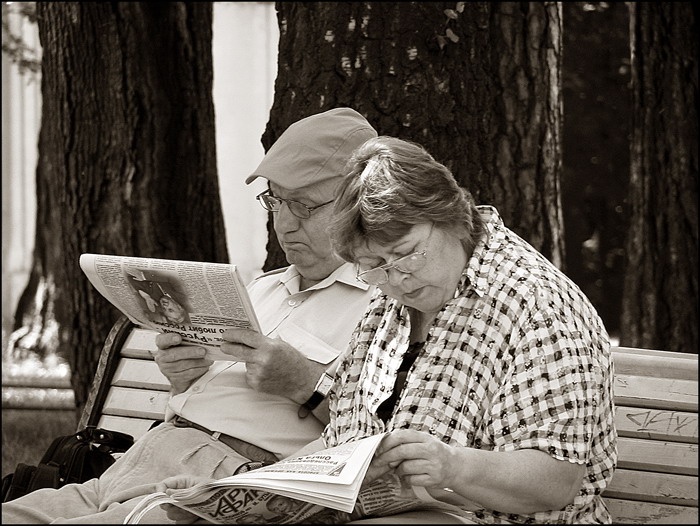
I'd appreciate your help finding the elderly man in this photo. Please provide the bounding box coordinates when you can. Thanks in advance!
[2,108,377,524]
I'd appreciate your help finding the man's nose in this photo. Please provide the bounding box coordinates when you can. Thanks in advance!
[273,201,301,232]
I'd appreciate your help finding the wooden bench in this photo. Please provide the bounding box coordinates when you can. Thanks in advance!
[79,315,699,524]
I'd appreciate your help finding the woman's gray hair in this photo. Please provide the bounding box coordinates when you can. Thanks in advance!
[330,136,484,263]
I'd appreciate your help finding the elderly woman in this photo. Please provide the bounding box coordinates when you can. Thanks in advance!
[324,136,617,524]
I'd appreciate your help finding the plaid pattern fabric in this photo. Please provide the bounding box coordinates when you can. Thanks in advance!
[323,206,617,524]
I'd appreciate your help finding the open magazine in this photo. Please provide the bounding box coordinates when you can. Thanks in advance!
[124,433,471,524]
[80,253,261,360]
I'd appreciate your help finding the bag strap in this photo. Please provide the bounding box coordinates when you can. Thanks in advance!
[77,426,134,453]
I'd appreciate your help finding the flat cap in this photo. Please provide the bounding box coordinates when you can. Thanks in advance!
[245,107,377,189]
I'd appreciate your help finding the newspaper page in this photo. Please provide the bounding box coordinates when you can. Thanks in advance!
[352,476,478,520]
[80,254,260,360]
[124,473,471,524]
[124,490,342,525]
[124,434,385,524]
[124,434,474,524]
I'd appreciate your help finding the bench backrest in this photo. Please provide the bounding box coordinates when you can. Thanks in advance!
[603,347,698,523]
[79,316,698,524]
[79,317,170,438]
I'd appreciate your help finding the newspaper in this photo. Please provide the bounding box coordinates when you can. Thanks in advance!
[80,253,261,360]
[124,433,471,524]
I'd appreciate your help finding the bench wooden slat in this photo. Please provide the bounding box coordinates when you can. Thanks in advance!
[112,358,170,390]
[617,437,698,476]
[604,497,698,524]
[615,406,698,443]
[604,468,698,506]
[102,386,169,420]
[613,347,698,381]
[614,374,698,412]
[120,328,160,359]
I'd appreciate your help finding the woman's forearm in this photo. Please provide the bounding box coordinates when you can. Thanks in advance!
[441,447,585,514]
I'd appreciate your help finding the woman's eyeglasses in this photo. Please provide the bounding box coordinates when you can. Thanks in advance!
[356,252,428,285]
[256,190,334,219]
[355,225,434,285]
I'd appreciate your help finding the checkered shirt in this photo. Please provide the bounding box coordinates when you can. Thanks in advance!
[323,206,617,524]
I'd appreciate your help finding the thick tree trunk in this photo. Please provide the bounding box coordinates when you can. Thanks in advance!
[487,2,564,268]
[263,2,563,272]
[620,2,698,352]
[12,2,227,413]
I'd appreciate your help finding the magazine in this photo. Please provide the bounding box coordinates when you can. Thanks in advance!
[123,433,471,524]
[80,253,261,360]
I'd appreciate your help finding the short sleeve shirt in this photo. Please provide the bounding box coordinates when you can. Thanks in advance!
[167,263,373,459]
[323,207,617,524]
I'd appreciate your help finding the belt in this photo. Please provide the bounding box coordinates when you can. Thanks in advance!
[171,415,278,464]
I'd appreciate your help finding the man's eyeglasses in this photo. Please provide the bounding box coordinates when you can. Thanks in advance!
[355,225,433,285]
[256,190,334,219]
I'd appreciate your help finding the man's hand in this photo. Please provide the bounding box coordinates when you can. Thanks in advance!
[219,328,326,404]
[155,475,212,523]
[154,333,213,395]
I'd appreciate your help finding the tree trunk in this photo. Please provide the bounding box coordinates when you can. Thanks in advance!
[12,2,227,414]
[621,2,698,352]
[263,1,563,272]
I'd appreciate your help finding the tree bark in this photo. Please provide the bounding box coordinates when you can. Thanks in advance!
[621,2,698,352]
[263,2,563,272]
[12,2,227,413]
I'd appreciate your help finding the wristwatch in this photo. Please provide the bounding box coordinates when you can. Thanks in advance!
[298,372,334,418]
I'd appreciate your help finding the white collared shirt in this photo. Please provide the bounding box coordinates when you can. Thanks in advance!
[166,262,373,458]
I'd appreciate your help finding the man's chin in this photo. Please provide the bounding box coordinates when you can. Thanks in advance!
[286,257,315,272]
[282,248,313,265]
[287,257,343,281]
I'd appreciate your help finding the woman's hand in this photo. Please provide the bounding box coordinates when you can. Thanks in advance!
[375,430,587,514]
[373,429,459,489]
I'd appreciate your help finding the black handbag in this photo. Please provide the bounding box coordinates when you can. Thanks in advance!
[1,426,134,502]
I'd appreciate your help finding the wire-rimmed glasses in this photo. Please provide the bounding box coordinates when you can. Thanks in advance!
[355,225,434,285]
[256,190,334,219]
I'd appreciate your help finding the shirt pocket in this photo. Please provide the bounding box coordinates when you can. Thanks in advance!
[275,321,339,364]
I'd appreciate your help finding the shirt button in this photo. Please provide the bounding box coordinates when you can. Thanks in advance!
[288,299,298,307]
[191,386,201,393]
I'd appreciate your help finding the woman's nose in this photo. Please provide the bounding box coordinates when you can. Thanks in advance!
[386,266,409,287]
